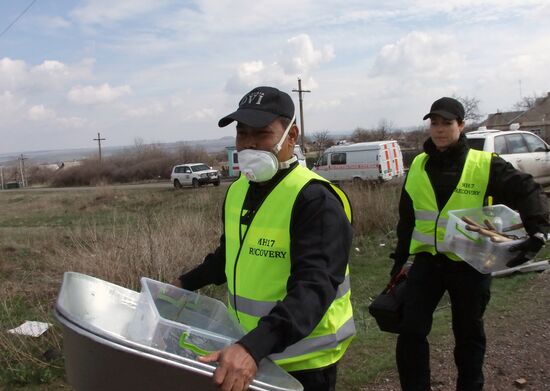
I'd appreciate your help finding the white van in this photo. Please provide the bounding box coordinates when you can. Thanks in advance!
[312,140,405,183]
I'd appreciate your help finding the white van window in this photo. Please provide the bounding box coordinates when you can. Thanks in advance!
[320,154,328,166]
[331,153,346,165]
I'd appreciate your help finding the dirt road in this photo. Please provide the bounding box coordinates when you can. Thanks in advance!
[368,270,550,391]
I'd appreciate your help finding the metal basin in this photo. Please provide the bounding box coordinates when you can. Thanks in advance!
[55,272,302,391]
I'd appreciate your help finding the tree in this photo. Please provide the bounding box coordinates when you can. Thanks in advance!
[513,93,542,110]
[453,95,482,123]
[372,118,394,140]
[311,130,334,157]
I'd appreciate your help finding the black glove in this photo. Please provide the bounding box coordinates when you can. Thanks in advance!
[506,234,545,267]
[389,252,407,277]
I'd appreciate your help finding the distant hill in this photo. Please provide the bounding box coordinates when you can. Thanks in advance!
[0,136,236,166]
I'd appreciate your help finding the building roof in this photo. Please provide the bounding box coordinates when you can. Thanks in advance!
[482,92,550,128]
[482,111,523,127]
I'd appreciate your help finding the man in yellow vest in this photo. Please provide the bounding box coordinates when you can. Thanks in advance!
[390,97,549,391]
[175,86,355,391]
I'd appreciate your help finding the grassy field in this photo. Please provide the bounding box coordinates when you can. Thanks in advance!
[0,183,547,390]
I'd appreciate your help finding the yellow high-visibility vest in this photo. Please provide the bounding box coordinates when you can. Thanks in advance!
[224,165,355,372]
[406,149,492,260]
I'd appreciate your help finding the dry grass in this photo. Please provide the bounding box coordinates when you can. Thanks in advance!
[341,181,402,236]
[0,181,403,388]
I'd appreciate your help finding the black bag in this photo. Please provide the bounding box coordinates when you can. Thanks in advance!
[368,274,407,334]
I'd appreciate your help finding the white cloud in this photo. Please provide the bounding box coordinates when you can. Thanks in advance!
[0,91,26,117]
[35,15,72,29]
[280,34,335,75]
[0,57,94,92]
[28,105,86,128]
[71,0,171,24]
[68,83,132,104]
[124,102,165,117]
[370,31,463,79]
[183,108,216,121]
[28,105,56,121]
[0,58,27,90]
[225,34,333,94]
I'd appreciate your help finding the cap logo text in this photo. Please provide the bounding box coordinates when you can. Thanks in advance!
[240,91,265,106]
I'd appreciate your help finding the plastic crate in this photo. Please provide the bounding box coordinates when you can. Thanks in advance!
[125,278,244,359]
[444,205,526,274]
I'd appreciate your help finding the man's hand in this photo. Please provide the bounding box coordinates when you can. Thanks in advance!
[198,343,257,391]
[389,253,407,278]
[506,234,545,267]
[170,278,182,288]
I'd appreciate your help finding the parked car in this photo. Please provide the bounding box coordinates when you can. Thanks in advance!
[312,140,405,183]
[465,128,550,186]
[170,163,220,188]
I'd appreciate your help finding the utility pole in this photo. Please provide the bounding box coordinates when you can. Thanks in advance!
[0,165,4,190]
[19,154,27,187]
[292,78,311,151]
[93,132,106,162]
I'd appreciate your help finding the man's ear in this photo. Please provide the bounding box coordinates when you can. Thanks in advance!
[288,124,299,144]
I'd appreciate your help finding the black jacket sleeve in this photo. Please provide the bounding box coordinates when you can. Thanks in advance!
[178,234,227,291]
[392,177,415,265]
[237,182,353,364]
[487,155,549,236]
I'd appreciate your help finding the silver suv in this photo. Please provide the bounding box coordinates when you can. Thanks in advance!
[466,128,550,186]
[171,163,220,189]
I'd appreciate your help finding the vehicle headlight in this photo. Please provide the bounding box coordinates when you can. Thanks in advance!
[200,173,207,178]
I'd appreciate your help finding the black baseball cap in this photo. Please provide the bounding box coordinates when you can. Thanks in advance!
[423,97,465,121]
[218,86,295,128]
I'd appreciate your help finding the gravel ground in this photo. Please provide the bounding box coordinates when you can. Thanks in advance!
[366,270,550,391]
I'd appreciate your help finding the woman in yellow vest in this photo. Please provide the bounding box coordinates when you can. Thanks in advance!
[390,97,549,391]
[176,86,355,391]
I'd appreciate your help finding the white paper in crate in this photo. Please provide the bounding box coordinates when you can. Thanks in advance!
[444,205,526,274]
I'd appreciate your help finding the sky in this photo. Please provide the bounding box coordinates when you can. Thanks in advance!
[1,0,550,155]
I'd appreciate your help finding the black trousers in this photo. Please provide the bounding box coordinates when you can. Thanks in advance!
[289,364,338,391]
[396,256,491,391]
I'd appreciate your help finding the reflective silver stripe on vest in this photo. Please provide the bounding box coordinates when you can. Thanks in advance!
[336,274,351,300]
[414,210,447,227]
[412,229,434,245]
[412,227,451,252]
[268,316,356,361]
[414,210,438,220]
[229,294,275,317]
[229,275,351,318]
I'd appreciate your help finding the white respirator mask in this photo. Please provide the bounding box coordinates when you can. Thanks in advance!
[238,115,296,182]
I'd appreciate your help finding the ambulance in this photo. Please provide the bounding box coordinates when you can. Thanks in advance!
[312,140,405,183]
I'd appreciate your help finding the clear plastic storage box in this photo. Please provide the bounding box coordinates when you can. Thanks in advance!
[126,277,244,359]
[444,205,526,274]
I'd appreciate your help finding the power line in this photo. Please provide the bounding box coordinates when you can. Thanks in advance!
[0,0,38,39]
